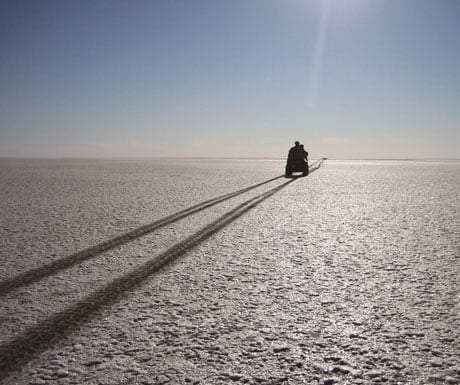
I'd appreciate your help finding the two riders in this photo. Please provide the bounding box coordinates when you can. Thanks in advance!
[285,141,309,177]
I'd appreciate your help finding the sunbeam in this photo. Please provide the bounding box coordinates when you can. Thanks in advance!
[307,0,331,109]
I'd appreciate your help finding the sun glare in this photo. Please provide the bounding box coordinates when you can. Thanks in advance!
[307,0,331,109]
[327,0,370,20]
[306,0,370,108]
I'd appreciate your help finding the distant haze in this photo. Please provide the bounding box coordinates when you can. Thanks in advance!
[1,0,459,159]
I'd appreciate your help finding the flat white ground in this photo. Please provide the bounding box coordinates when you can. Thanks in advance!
[0,159,459,384]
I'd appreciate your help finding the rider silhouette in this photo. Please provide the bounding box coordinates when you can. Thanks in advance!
[288,141,308,161]
[286,141,309,176]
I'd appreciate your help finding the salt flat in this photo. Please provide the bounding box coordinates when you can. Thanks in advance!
[0,158,459,384]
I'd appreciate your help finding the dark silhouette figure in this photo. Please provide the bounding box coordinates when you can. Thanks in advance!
[286,141,309,176]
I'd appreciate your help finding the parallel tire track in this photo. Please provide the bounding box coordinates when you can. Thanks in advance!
[0,160,324,378]
[0,178,299,378]
[1,160,323,296]
[0,175,284,296]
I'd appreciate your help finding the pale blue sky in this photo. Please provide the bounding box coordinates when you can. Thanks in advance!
[1,0,459,159]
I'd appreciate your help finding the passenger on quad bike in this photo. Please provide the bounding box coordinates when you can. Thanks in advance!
[285,141,309,176]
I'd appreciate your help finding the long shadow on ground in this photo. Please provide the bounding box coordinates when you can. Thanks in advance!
[0,161,325,378]
[0,175,284,296]
[0,177,298,378]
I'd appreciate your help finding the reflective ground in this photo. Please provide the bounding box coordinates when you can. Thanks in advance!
[0,158,459,384]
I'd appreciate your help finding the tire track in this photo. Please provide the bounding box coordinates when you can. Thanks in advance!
[0,175,284,296]
[1,159,324,296]
[309,158,324,173]
[0,177,299,379]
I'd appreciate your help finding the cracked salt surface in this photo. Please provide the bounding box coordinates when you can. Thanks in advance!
[1,158,459,384]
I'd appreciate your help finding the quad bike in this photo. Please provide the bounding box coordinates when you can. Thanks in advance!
[285,159,309,177]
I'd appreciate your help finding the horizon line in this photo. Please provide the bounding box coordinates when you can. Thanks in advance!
[1,156,459,162]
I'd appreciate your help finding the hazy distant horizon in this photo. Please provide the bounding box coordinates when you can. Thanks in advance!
[1,155,459,162]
